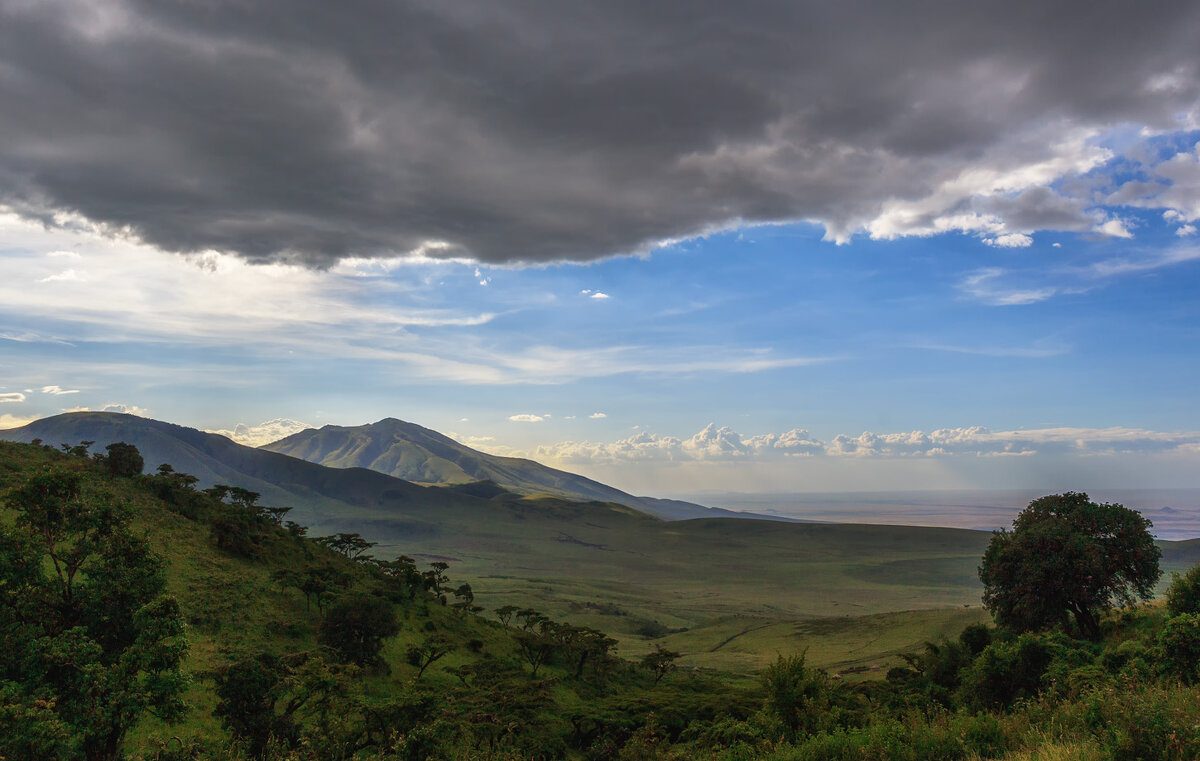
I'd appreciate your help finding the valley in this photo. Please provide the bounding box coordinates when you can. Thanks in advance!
[6,411,1200,677]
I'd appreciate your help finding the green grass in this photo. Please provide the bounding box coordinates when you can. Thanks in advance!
[640,606,991,676]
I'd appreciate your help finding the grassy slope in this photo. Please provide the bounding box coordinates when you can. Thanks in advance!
[0,442,517,753]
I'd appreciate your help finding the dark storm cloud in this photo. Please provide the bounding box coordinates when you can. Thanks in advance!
[2,0,1199,265]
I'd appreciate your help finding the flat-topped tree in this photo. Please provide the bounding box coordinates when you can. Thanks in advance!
[979,492,1161,640]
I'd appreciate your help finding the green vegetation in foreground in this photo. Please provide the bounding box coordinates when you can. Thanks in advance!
[7,440,1200,760]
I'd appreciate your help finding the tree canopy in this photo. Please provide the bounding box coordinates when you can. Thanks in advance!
[978,492,1161,640]
[0,469,187,761]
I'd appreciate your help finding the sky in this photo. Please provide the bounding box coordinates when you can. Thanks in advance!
[2,1,1200,496]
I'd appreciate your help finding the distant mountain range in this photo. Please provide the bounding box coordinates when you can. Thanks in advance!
[262,417,766,521]
[0,412,771,522]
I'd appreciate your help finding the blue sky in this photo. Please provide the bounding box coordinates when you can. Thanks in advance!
[2,2,1200,495]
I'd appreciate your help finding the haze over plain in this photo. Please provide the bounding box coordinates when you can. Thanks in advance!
[2,1,1199,500]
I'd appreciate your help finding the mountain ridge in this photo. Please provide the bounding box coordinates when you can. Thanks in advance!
[0,412,651,533]
[261,416,780,522]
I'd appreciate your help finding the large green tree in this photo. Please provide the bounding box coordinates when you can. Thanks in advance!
[978,492,1161,640]
[0,469,188,761]
[318,593,399,669]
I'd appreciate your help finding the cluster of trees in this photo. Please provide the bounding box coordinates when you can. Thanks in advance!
[0,466,186,761]
[5,441,1200,761]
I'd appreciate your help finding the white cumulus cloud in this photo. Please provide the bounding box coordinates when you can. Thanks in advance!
[517,423,1200,467]
[984,233,1034,248]
[508,413,546,423]
[0,392,27,403]
[208,418,314,447]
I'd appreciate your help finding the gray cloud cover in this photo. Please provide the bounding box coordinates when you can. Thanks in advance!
[2,1,1199,266]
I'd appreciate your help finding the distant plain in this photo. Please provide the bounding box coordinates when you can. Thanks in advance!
[684,489,1200,540]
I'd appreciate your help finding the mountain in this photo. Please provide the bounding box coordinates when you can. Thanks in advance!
[0,412,650,535]
[261,417,772,521]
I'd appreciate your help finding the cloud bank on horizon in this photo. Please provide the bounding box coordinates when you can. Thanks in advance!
[1,0,1198,266]
[465,423,1200,465]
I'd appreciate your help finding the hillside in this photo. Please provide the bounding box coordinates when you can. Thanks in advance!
[8,439,1200,761]
[0,412,1004,665]
[7,413,1200,672]
[261,417,763,521]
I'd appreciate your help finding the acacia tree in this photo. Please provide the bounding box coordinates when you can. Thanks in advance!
[640,644,681,687]
[0,470,187,761]
[405,635,454,680]
[979,492,1161,640]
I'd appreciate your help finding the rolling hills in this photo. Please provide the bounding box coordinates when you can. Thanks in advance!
[6,411,1200,676]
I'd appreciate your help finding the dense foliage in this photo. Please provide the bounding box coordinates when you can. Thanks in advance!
[0,466,186,761]
[979,492,1161,639]
[2,442,1199,761]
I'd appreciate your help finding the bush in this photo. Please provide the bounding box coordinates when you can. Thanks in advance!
[776,714,1010,761]
[762,653,831,741]
[1166,565,1200,616]
[958,632,1093,710]
[1157,613,1200,683]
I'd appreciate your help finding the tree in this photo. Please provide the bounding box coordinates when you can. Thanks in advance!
[0,470,187,761]
[494,605,519,628]
[212,653,302,757]
[375,556,423,600]
[514,629,557,678]
[318,594,399,669]
[978,492,1161,640]
[451,583,480,616]
[405,635,454,680]
[102,442,143,477]
[315,532,376,561]
[640,644,681,687]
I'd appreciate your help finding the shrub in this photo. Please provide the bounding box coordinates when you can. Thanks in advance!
[762,653,831,741]
[958,632,1093,710]
[1166,565,1200,616]
[1157,613,1200,683]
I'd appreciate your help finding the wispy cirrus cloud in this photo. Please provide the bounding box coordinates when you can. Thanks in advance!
[958,268,1061,306]
[41,385,79,395]
[958,244,1200,307]
[0,215,822,386]
[1084,247,1200,278]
